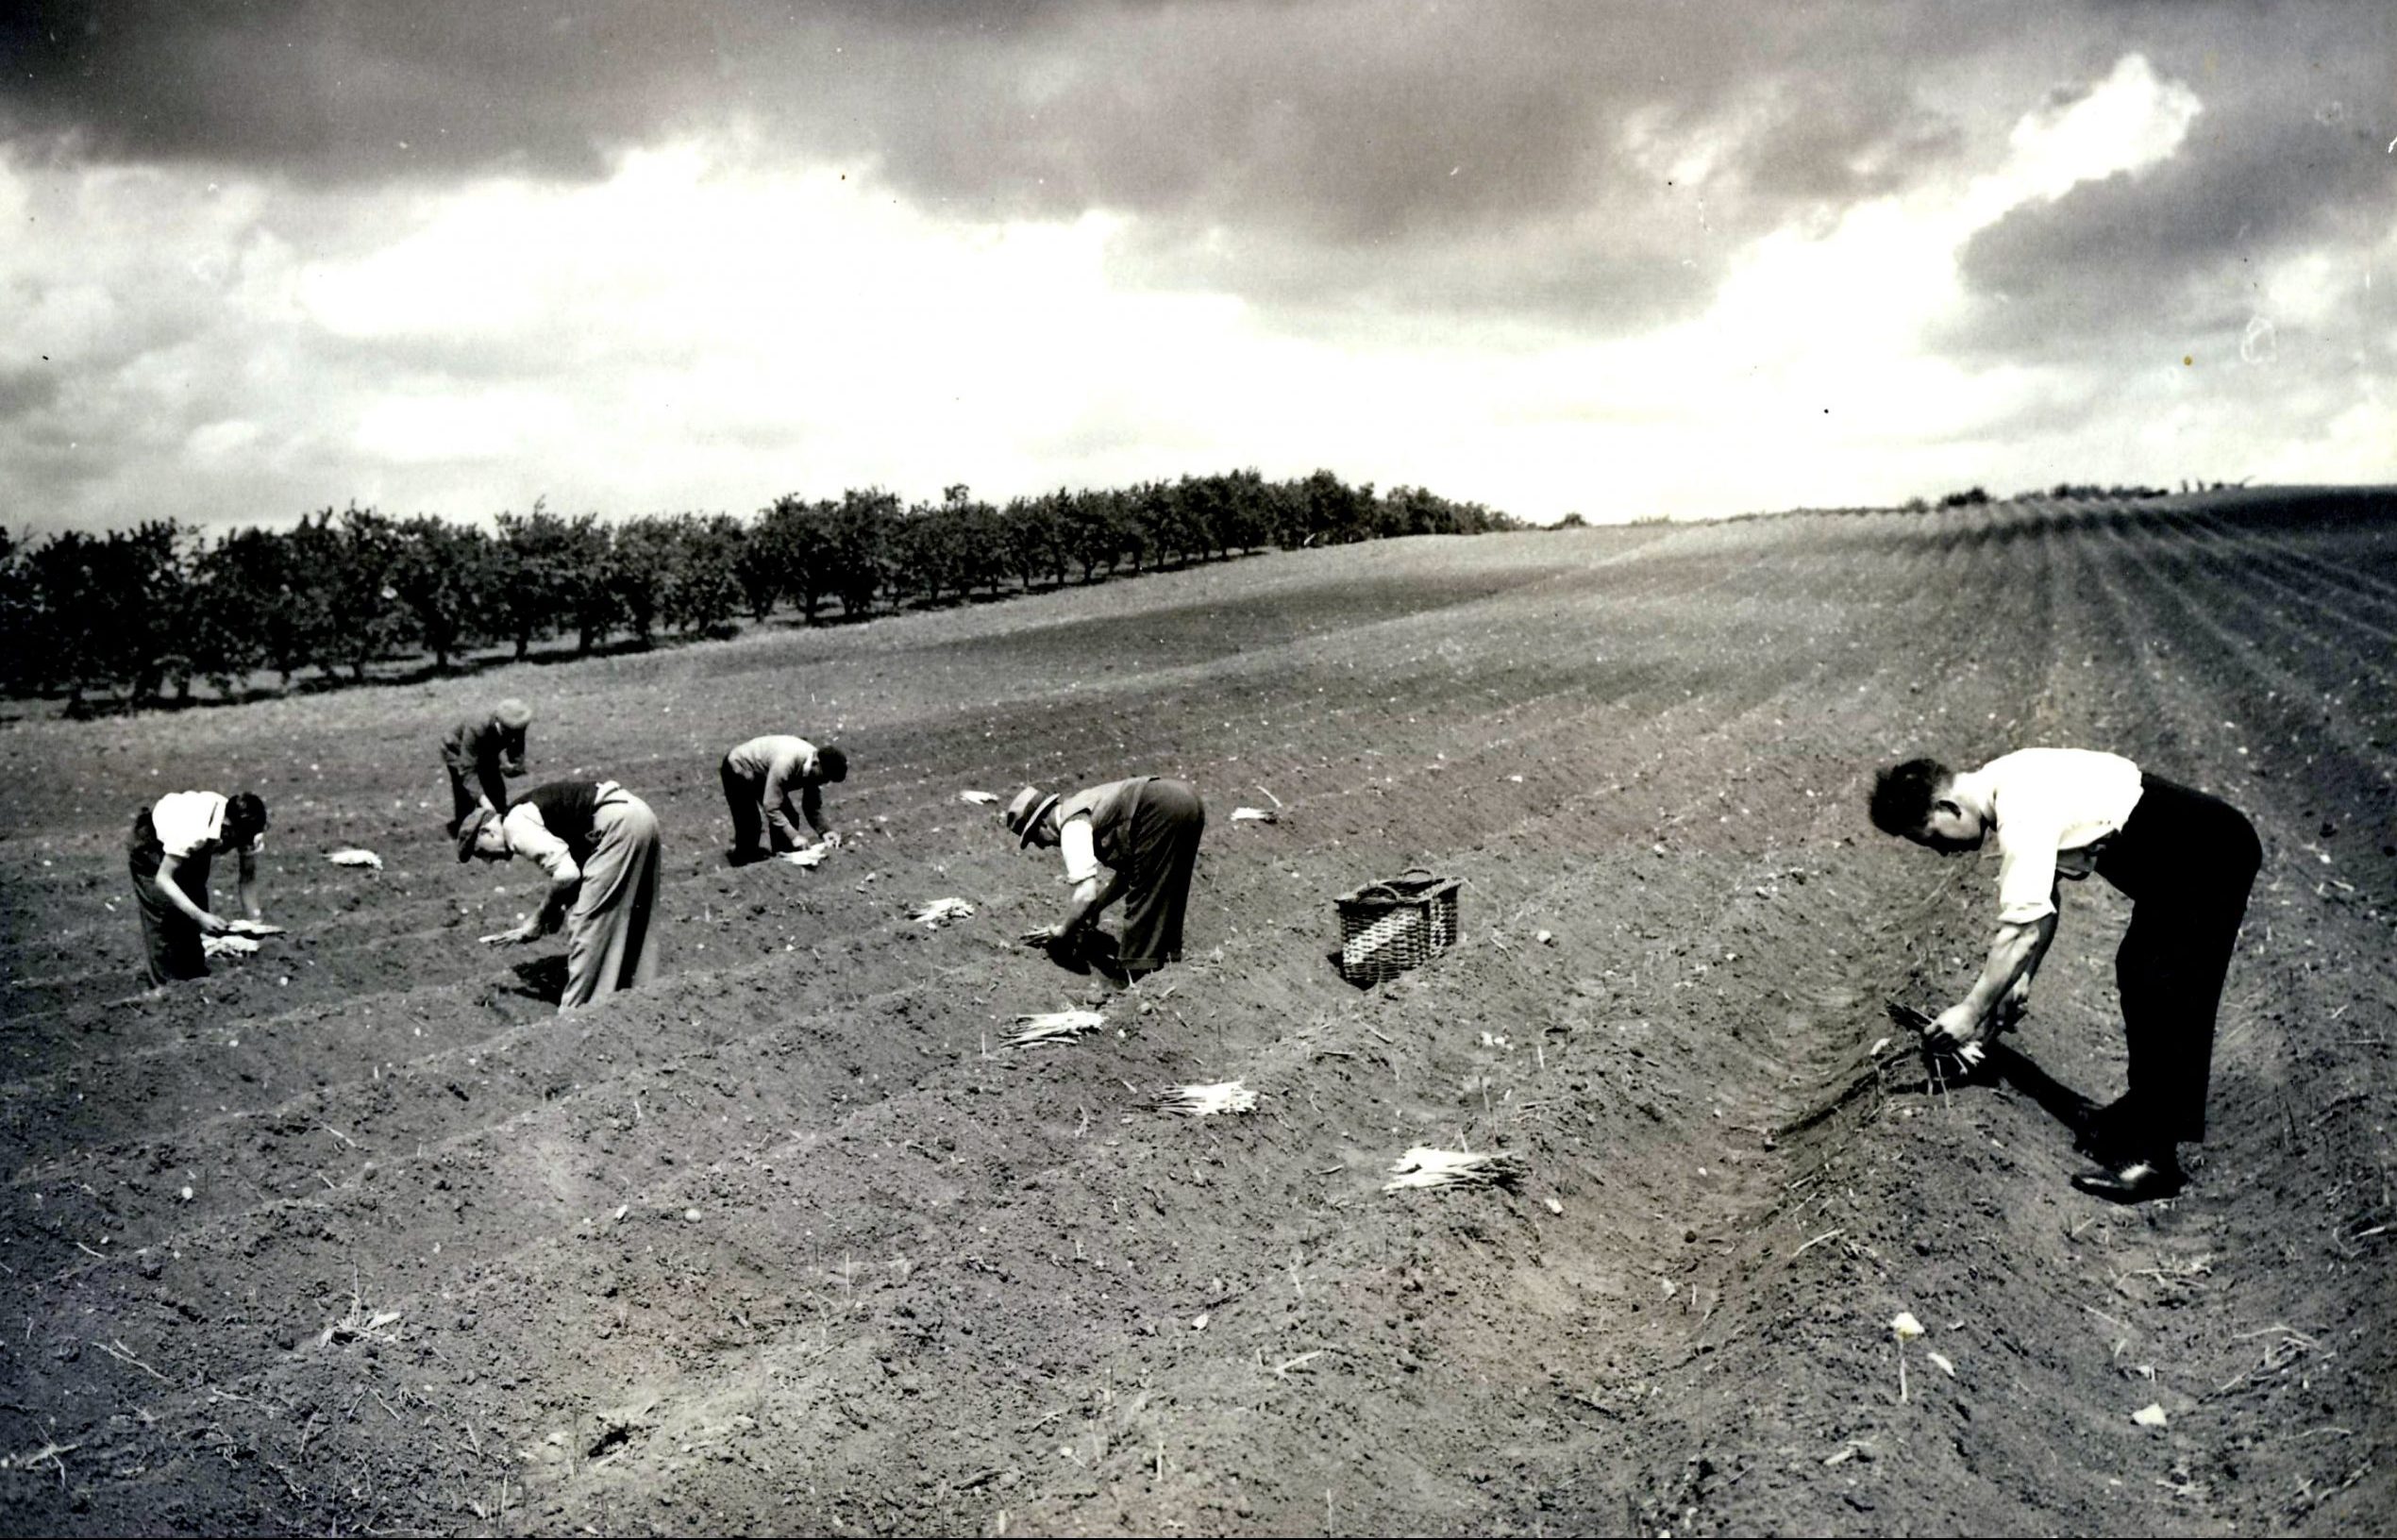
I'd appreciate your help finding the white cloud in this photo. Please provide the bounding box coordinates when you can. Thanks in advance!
[1974,54,2202,218]
[0,45,2387,539]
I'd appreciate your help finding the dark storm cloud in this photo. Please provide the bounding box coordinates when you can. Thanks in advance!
[6,3,2383,343]
[1,2,2020,326]
[1947,7,2395,358]
[0,363,62,419]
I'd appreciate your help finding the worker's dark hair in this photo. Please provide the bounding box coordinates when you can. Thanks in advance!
[225,792,269,840]
[815,745,847,782]
[1869,758,1949,836]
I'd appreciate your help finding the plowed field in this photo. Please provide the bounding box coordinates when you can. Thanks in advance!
[3,489,2392,1536]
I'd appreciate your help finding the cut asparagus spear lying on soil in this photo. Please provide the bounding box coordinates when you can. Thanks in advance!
[1007,1009,1105,1046]
[326,848,382,869]
[957,790,1000,805]
[1154,1080,1258,1116]
[910,897,976,929]
[1383,1147,1527,1192]
[1231,807,1280,823]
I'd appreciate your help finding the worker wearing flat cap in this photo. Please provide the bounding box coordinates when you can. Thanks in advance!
[1007,777,1205,983]
[441,698,534,837]
[459,778,661,1012]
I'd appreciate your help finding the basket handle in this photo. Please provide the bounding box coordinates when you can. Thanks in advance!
[1353,883,1404,903]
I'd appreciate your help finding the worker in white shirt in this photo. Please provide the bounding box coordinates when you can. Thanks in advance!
[1005,777,1205,983]
[719,735,846,865]
[1870,748,2262,1202]
[126,790,270,986]
[458,779,662,1011]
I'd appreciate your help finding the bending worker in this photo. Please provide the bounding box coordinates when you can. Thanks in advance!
[126,789,271,987]
[442,698,534,836]
[459,778,662,1011]
[719,734,846,864]
[1869,747,2262,1202]
[1006,776,1205,983]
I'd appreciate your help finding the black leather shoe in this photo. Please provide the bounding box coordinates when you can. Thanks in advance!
[2070,1158,2184,1203]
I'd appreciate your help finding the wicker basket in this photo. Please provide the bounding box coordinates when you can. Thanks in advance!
[1334,868,1461,984]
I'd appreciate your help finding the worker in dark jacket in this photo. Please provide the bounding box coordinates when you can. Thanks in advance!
[459,778,660,1012]
[1006,777,1204,983]
[441,699,533,835]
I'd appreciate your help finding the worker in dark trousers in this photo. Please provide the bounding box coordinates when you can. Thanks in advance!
[718,734,846,865]
[1870,748,2262,1202]
[1006,777,1205,984]
[441,698,533,836]
[126,790,271,987]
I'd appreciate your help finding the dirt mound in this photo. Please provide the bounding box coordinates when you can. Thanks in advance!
[1,497,2391,1533]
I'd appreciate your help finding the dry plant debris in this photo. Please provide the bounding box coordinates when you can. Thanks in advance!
[320,1278,402,1348]
[1383,1146,1527,1192]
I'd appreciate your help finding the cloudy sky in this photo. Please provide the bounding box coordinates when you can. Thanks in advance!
[4,1,2390,533]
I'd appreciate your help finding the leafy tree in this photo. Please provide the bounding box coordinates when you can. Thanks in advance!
[0,528,32,697]
[392,515,498,671]
[493,502,612,658]
[1294,469,1377,545]
[741,496,808,621]
[21,531,109,706]
[311,507,414,682]
[1001,494,1066,591]
[1062,490,1131,581]
[665,514,746,637]
[199,524,326,687]
[609,515,680,647]
[822,489,892,620]
[890,501,965,608]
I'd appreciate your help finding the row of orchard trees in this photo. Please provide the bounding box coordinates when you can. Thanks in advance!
[0,469,1514,710]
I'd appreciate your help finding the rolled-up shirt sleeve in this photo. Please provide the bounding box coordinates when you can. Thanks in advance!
[505,807,579,886]
[1993,830,2061,926]
[1059,817,1100,884]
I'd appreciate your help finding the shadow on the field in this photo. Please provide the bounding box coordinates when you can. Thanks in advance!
[1886,1041,2100,1146]
[506,954,568,1006]
[1325,949,1377,992]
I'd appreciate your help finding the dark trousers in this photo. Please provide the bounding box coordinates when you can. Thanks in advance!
[2094,774,2263,1149]
[1113,778,1205,973]
[719,759,795,855]
[445,766,481,834]
[127,811,210,986]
